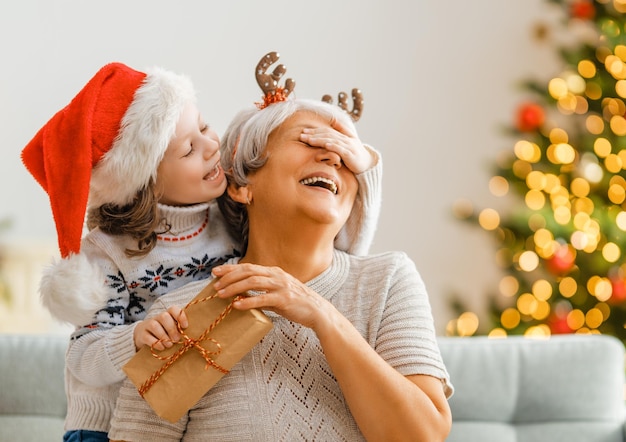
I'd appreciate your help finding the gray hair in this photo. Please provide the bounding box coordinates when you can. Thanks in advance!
[218,98,356,252]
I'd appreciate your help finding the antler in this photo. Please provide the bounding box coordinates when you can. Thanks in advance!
[255,52,295,109]
[321,88,363,122]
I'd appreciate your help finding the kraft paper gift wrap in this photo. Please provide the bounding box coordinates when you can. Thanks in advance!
[123,279,273,423]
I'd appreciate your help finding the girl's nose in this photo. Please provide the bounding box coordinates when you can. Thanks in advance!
[203,138,219,160]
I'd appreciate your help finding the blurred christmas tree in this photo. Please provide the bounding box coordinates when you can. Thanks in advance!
[451,0,626,344]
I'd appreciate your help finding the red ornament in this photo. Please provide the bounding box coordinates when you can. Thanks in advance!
[609,277,626,304]
[545,245,575,275]
[515,102,545,132]
[570,1,596,20]
[548,313,572,335]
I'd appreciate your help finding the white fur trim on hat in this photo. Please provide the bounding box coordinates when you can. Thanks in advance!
[40,253,109,326]
[89,67,197,208]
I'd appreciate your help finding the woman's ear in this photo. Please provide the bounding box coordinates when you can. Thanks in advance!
[227,183,251,205]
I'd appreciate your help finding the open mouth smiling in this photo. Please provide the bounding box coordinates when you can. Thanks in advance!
[299,176,338,195]
[204,164,222,181]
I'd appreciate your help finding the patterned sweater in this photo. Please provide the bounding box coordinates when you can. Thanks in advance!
[58,160,381,433]
[108,250,453,441]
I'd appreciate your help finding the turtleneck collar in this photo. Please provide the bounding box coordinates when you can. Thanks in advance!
[157,202,212,238]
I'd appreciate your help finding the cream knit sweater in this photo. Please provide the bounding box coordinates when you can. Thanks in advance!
[108,250,453,441]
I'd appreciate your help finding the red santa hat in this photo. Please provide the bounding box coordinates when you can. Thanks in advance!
[21,62,196,258]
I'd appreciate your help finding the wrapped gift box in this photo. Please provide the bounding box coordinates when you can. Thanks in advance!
[123,279,273,422]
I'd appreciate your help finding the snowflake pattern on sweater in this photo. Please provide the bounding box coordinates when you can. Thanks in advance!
[67,202,240,340]
[81,252,238,334]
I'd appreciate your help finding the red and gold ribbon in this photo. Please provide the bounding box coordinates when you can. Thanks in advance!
[138,293,242,397]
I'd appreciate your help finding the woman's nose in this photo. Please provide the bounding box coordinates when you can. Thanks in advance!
[317,149,342,168]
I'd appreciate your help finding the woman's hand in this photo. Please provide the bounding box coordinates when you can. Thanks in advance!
[299,119,374,174]
[133,306,189,352]
[212,263,332,331]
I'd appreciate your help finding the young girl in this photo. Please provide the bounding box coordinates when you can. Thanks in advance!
[21,57,382,441]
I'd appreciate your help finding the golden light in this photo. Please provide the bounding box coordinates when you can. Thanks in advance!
[549,127,569,144]
[544,174,561,192]
[565,72,587,94]
[596,302,611,321]
[534,228,554,249]
[488,328,508,338]
[594,137,612,157]
[571,230,589,250]
[616,211,626,230]
[517,293,538,315]
[578,59,597,78]
[558,94,578,114]
[532,279,553,301]
[571,177,590,197]
[573,211,591,230]
[608,55,626,79]
[602,242,621,263]
[478,208,500,230]
[488,176,509,197]
[567,309,586,330]
[559,276,578,298]
[525,189,546,210]
[586,308,604,329]
[589,276,613,302]
[610,115,626,135]
[586,114,605,134]
[524,325,551,338]
[532,300,551,320]
[581,159,603,183]
[456,312,480,337]
[616,79,626,98]
[619,149,626,168]
[548,77,569,99]
[499,275,519,297]
[518,251,539,272]
[606,153,623,173]
[501,308,521,329]
[608,183,626,204]
[553,143,576,164]
[554,206,572,225]
[526,170,546,190]
[514,140,541,163]
[573,197,594,215]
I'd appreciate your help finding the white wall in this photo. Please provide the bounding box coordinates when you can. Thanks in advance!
[0,0,560,334]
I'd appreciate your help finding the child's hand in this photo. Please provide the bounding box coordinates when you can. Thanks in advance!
[133,306,189,352]
[299,119,374,174]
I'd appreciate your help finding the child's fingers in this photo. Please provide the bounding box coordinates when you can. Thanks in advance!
[166,305,188,329]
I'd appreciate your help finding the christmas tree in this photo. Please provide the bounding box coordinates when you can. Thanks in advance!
[451,0,626,344]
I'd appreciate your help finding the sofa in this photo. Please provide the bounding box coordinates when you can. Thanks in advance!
[0,333,624,441]
[440,334,626,442]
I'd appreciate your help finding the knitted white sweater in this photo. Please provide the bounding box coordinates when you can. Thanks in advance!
[108,250,453,441]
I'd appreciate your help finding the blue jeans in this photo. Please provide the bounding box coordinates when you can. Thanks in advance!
[63,430,108,442]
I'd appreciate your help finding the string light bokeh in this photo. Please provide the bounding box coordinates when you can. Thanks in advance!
[450,0,626,344]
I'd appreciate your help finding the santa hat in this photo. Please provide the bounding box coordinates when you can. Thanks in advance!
[21,62,196,258]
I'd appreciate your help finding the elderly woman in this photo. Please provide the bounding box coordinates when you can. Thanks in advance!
[109,95,453,441]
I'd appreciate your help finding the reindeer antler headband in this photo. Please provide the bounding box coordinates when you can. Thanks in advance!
[322,89,363,122]
[255,52,295,110]
[254,51,364,121]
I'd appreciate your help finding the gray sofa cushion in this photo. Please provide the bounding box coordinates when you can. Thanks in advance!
[0,334,67,442]
[439,334,625,442]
